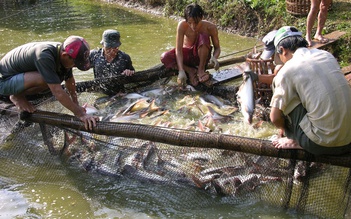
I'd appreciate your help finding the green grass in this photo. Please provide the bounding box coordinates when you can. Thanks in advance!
[289,0,351,66]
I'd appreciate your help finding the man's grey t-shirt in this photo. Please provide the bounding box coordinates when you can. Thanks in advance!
[0,42,72,83]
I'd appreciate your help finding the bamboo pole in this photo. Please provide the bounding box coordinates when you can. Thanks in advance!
[74,55,246,93]
[22,110,351,169]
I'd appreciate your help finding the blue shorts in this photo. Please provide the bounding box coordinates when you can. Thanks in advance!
[0,73,25,95]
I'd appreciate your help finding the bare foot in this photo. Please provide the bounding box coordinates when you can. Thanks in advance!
[314,35,329,44]
[10,95,35,112]
[305,36,313,47]
[187,68,199,86]
[272,137,304,150]
[197,70,211,83]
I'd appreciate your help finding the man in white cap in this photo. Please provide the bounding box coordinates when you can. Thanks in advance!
[89,29,135,95]
[269,26,351,155]
[0,36,98,130]
[253,30,282,85]
[260,30,277,61]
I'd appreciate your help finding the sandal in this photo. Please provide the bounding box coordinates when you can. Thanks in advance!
[198,71,211,83]
[202,79,213,88]
[314,36,329,44]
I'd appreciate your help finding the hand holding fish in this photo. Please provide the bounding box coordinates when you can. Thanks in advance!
[80,103,100,130]
[242,70,258,82]
[177,70,187,88]
[208,57,219,70]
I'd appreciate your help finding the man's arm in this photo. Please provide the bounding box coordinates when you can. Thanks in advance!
[48,83,98,130]
[270,106,285,137]
[122,54,135,76]
[207,23,221,70]
[175,21,187,86]
[175,21,186,72]
[65,76,79,105]
[48,83,84,116]
[209,24,221,59]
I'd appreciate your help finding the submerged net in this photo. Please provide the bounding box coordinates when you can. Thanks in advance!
[1,75,351,218]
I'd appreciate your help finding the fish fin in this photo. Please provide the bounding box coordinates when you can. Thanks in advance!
[255,97,261,105]
[197,120,205,132]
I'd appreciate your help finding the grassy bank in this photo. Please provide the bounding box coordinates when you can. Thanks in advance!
[112,0,351,66]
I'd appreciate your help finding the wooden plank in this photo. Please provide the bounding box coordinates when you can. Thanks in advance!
[212,68,242,84]
[341,65,351,85]
[310,30,346,49]
[342,65,351,75]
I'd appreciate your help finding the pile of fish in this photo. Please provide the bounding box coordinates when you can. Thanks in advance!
[81,82,274,137]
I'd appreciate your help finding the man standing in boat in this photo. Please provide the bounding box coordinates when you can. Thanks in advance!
[89,29,135,95]
[160,3,221,88]
[0,36,99,130]
[269,26,351,155]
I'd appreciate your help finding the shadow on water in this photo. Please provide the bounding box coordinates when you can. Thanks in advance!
[0,0,158,34]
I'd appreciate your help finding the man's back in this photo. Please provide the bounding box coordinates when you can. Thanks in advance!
[0,42,59,78]
[273,47,351,146]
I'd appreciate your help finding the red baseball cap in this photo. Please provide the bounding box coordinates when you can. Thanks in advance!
[63,36,90,71]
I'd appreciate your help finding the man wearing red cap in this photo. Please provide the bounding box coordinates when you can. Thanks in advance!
[0,36,98,130]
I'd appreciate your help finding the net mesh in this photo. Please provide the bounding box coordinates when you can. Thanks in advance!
[1,86,351,218]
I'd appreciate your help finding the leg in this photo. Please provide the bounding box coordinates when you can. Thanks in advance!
[10,94,35,113]
[306,0,321,47]
[197,44,211,82]
[273,104,306,150]
[10,71,48,112]
[314,0,332,43]
[22,71,48,95]
[272,137,303,150]
[160,49,177,69]
[193,33,212,85]
[196,45,213,87]
[183,65,199,86]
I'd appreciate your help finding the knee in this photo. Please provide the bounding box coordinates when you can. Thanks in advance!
[160,51,176,69]
[309,6,320,15]
[160,52,166,63]
[319,4,328,12]
[160,52,171,65]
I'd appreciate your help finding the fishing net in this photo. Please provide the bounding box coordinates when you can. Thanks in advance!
[1,75,351,218]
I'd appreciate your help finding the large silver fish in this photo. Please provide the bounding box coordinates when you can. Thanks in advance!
[236,70,255,124]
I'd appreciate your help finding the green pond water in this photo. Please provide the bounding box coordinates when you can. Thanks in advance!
[0,0,322,218]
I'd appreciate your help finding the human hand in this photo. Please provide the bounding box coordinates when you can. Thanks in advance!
[208,57,219,70]
[122,69,135,76]
[242,70,258,82]
[177,70,187,88]
[79,113,99,130]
